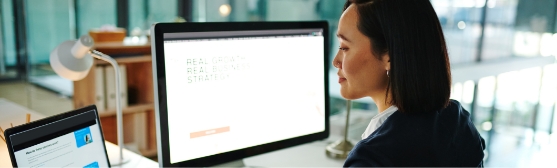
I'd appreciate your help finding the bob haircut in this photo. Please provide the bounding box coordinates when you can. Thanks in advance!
[343,0,451,113]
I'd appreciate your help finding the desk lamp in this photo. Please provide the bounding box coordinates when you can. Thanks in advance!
[326,99,354,158]
[50,35,129,166]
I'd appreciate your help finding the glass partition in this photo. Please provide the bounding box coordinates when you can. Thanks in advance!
[0,0,17,80]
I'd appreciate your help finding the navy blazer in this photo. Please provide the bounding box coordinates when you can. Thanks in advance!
[344,100,485,167]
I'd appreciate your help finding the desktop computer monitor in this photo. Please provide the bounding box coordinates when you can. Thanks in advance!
[151,21,330,167]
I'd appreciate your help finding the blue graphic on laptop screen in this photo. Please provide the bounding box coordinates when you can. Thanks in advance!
[84,161,99,168]
[74,127,93,148]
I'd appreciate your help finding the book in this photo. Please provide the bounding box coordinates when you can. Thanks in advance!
[105,65,128,111]
[95,66,106,112]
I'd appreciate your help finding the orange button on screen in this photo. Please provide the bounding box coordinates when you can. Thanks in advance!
[190,126,230,139]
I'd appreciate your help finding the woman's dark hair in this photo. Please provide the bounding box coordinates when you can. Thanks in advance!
[344,0,451,113]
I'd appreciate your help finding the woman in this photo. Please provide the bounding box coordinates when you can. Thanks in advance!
[333,0,485,167]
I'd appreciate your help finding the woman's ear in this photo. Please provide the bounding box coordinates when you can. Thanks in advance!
[382,52,390,71]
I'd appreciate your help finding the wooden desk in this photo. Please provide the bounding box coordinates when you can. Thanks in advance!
[0,98,158,168]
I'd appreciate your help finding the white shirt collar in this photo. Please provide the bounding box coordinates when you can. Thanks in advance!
[361,105,398,139]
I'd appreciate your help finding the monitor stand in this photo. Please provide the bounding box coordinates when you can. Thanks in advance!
[212,159,247,167]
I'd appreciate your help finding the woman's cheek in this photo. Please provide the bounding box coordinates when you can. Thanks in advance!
[343,58,365,75]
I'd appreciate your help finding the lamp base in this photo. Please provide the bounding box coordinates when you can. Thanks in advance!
[109,154,130,166]
[325,139,355,159]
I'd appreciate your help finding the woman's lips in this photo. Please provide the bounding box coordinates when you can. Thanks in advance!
[339,78,346,83]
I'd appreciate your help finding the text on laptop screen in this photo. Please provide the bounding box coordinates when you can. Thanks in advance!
[163,29,326,163]
[8,110,109,167]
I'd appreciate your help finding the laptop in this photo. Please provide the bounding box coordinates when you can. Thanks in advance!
[3,105,110,167]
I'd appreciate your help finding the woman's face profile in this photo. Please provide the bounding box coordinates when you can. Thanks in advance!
[334,4,390,100]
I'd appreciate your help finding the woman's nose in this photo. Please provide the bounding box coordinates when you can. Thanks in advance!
[333,51,342,69]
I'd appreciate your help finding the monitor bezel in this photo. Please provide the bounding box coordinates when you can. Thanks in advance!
[151,21,330,167]
[3,105,111,167]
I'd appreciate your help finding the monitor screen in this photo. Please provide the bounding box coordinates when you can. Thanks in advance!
[6,106,109,167]
[152,22,329,166]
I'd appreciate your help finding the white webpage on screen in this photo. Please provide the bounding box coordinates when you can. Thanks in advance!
[164,35,326,163]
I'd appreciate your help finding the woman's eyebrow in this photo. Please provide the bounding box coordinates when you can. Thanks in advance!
[336,33,351,43]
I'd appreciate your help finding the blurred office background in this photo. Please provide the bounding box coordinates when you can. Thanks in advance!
[0,0,556,166]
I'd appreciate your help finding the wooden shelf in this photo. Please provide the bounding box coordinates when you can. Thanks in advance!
[93,41,150,56]
[95,55,152,65]
[98,103,154,118]
[139,148,158,159]
[74,42,156,159]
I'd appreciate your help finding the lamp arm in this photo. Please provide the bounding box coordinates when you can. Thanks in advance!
[89,50,125,164]
[344,100,351,149]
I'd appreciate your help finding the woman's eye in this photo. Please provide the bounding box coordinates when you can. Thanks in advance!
[339,47,348,51]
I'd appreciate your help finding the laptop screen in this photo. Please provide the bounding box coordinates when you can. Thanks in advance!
[7,108,109,167]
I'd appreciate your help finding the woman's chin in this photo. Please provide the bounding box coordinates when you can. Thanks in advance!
[340,89,365,100]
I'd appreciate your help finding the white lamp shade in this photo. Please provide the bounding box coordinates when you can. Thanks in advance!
[50,36,94,81]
